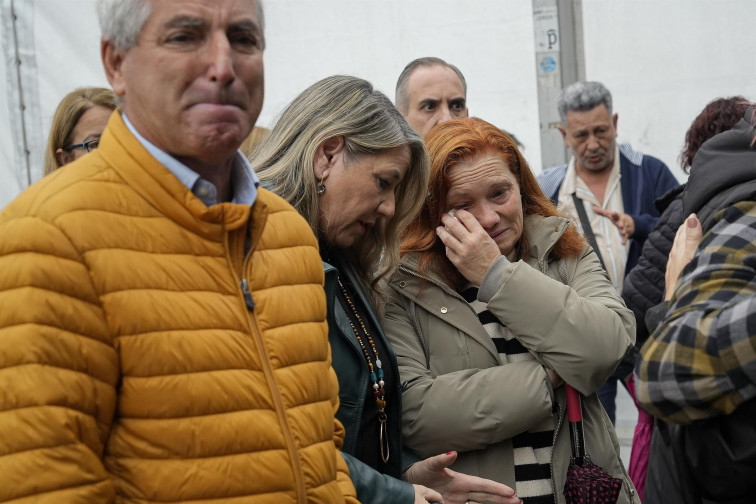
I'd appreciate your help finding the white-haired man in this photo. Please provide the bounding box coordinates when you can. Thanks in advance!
[0,1,359,502]
[538,81,678,423]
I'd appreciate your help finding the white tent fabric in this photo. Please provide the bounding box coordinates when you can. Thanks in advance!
[1,0,34,205]
[0,5,19,207]
[1,0,756,209]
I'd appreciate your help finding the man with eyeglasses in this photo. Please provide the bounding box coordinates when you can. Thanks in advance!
[0,1,359,503]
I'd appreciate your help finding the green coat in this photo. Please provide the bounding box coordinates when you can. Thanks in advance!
[324,259,415,504]
[383,214,641,504]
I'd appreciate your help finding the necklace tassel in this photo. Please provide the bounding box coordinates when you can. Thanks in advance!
[379,413,390,463]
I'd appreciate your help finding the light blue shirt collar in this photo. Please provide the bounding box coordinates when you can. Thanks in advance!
[122,114,259,207]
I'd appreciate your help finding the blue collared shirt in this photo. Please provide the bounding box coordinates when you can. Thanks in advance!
[123,114,259,207]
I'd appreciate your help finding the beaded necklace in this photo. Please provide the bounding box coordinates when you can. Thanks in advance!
[337,278,390,463]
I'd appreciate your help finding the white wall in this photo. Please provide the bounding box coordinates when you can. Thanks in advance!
[256,1,542,168]
[0,0,542,209]
[582,0,756,182]
[1,0,755,209]
[34,0,107,138]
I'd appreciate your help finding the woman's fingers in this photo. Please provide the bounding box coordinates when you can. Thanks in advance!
[664,214,703,301]
[441,210,487,240]
[466,491,521,504]
[440,211,470,238]
[436,225,459,250]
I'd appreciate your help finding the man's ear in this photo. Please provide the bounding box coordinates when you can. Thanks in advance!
[313,136,345,180]
[55,148,72,168]
[612,113,619,136]
[101,38,126,98]
[556,124,569,147]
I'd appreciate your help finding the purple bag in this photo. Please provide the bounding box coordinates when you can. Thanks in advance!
[563,384,624,504]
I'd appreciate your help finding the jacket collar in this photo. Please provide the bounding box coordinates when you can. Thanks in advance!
[523,214,571,268]
[97,111,252,237]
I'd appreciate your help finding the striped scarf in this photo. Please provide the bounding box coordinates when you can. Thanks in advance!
[460,286,555,504]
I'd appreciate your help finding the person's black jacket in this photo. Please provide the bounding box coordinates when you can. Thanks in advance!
[642,105,756,504]
[621,184,684,353]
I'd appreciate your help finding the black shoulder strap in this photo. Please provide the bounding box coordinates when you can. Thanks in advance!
[571,193,607,271]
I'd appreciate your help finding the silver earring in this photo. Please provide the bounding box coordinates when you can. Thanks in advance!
[317,177,326,195]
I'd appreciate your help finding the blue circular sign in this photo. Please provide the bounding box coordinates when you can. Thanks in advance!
[540,56,557,73]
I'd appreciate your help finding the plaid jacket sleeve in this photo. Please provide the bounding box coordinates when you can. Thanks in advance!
[635,201,756,424]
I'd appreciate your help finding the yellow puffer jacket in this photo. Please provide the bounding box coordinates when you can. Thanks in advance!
[0,112,359,504]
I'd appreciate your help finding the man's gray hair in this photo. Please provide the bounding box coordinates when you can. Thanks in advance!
[558,81,613,123]
[96,0,265,52]
[395,57,467,114]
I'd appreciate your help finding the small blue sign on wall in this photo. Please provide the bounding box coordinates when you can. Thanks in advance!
[540,56,557,73]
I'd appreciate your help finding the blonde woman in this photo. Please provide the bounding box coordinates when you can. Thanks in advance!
[44,86,116,175]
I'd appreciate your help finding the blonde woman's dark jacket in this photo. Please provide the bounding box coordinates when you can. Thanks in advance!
[383,214,640,504]
[324,258,415,504]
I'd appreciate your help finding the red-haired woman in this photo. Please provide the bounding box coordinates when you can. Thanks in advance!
[383,118,639,504]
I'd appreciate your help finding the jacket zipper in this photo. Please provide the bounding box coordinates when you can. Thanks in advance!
[543,220,570,504]
[240,278,255,310]
[229,234,307,504]
[550,397,565,503]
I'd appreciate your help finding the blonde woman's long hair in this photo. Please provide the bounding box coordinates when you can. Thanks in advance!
[252,75,429,306]
[44,87,117,175]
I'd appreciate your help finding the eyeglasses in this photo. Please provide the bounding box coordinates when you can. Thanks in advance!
[64,139,99,153]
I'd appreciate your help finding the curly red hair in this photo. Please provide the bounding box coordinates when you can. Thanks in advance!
[400,117,585,289]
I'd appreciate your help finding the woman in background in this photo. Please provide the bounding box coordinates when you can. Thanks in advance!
[44,86,116,175]
[253,75,519,504]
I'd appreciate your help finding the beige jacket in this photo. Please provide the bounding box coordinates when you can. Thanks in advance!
[383,214,639,504]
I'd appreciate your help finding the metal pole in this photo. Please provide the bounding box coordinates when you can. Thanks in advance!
[532,0,585,171]
[9,0,32,186]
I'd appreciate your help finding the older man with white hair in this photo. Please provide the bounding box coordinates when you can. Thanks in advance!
[0,1,359,502]
[538,81,678,424]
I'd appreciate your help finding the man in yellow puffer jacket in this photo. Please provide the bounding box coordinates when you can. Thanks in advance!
[0,1,359,503]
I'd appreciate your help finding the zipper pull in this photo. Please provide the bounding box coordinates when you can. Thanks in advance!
[240,279,255,311]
